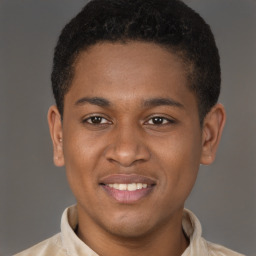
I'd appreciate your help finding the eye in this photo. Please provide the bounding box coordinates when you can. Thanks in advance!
[146,116,175,125]
[84,116,111,125]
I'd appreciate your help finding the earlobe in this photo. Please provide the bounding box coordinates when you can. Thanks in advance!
[47,105,65,167]
[200,103,226,165]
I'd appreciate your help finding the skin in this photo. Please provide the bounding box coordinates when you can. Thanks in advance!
[48,42,226,256]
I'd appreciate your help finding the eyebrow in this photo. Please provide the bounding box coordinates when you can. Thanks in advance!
[74,96,184,109]
[75,97,111,107]
[143,97,184,109]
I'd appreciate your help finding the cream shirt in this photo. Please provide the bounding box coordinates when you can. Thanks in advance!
[15,205,245,256]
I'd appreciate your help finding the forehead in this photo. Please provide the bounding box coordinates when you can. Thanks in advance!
[75,42,187,87]
[65,41,196,112]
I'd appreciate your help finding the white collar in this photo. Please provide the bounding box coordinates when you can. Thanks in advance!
[60,205,208,256]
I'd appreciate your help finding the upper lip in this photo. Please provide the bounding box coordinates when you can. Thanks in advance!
[99,174,157,185]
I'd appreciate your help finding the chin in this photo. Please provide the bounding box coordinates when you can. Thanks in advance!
[103,213,158,239]
[109,223,152,239]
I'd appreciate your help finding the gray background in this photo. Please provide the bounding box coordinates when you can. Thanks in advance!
[0,0,255,255]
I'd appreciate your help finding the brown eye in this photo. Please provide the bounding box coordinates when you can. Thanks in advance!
[152,117,164,124]
[85,116,110,124]
[147,117,170,125]
[90,116,103,124]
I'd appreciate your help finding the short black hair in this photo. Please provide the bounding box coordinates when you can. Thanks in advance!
[51,0,220,123]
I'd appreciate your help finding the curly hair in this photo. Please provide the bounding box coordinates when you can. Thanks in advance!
[51,0,220,123]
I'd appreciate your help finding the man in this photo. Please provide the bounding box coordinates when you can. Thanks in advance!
[15,0,245,255]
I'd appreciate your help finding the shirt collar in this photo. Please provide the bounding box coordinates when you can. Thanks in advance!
[182,209,209,256]
[60,205,208,256]
[61,205,99,256]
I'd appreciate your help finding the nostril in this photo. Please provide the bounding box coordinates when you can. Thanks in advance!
[104,139,151,167]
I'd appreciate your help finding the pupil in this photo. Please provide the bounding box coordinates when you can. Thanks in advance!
[92,116,102,123]
[153,117,163,124]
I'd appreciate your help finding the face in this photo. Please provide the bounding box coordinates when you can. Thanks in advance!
[48,42,224,239]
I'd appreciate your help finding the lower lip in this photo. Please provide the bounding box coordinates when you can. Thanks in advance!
[101,185,154,203]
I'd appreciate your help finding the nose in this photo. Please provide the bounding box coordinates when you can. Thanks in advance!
[104,125,151,167]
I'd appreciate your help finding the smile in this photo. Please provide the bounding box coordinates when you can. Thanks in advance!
[99,174,156,203]
[107,183,148,191]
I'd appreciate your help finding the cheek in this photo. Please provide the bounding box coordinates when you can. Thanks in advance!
[156,129,202,198]
[63,126,105,168]
[61,128,104,197]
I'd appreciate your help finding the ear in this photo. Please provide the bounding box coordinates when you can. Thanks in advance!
[47,105,65,167]
[200,103,226,165]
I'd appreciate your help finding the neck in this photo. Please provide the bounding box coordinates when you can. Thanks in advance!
[77,208,189,256]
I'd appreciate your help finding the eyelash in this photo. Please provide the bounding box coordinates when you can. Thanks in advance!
[145,116,175,125]
[82,116,111,125]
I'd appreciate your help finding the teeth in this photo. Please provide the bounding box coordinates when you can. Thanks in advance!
[107,183,148,191]
[137,183,143,189]
[127,183,137,191]
[113,184,119,189]
[119,184,127,191]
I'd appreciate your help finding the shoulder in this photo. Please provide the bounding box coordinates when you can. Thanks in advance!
[204,239,246,256]
[182,209,246,256]
[14,233,68,256]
